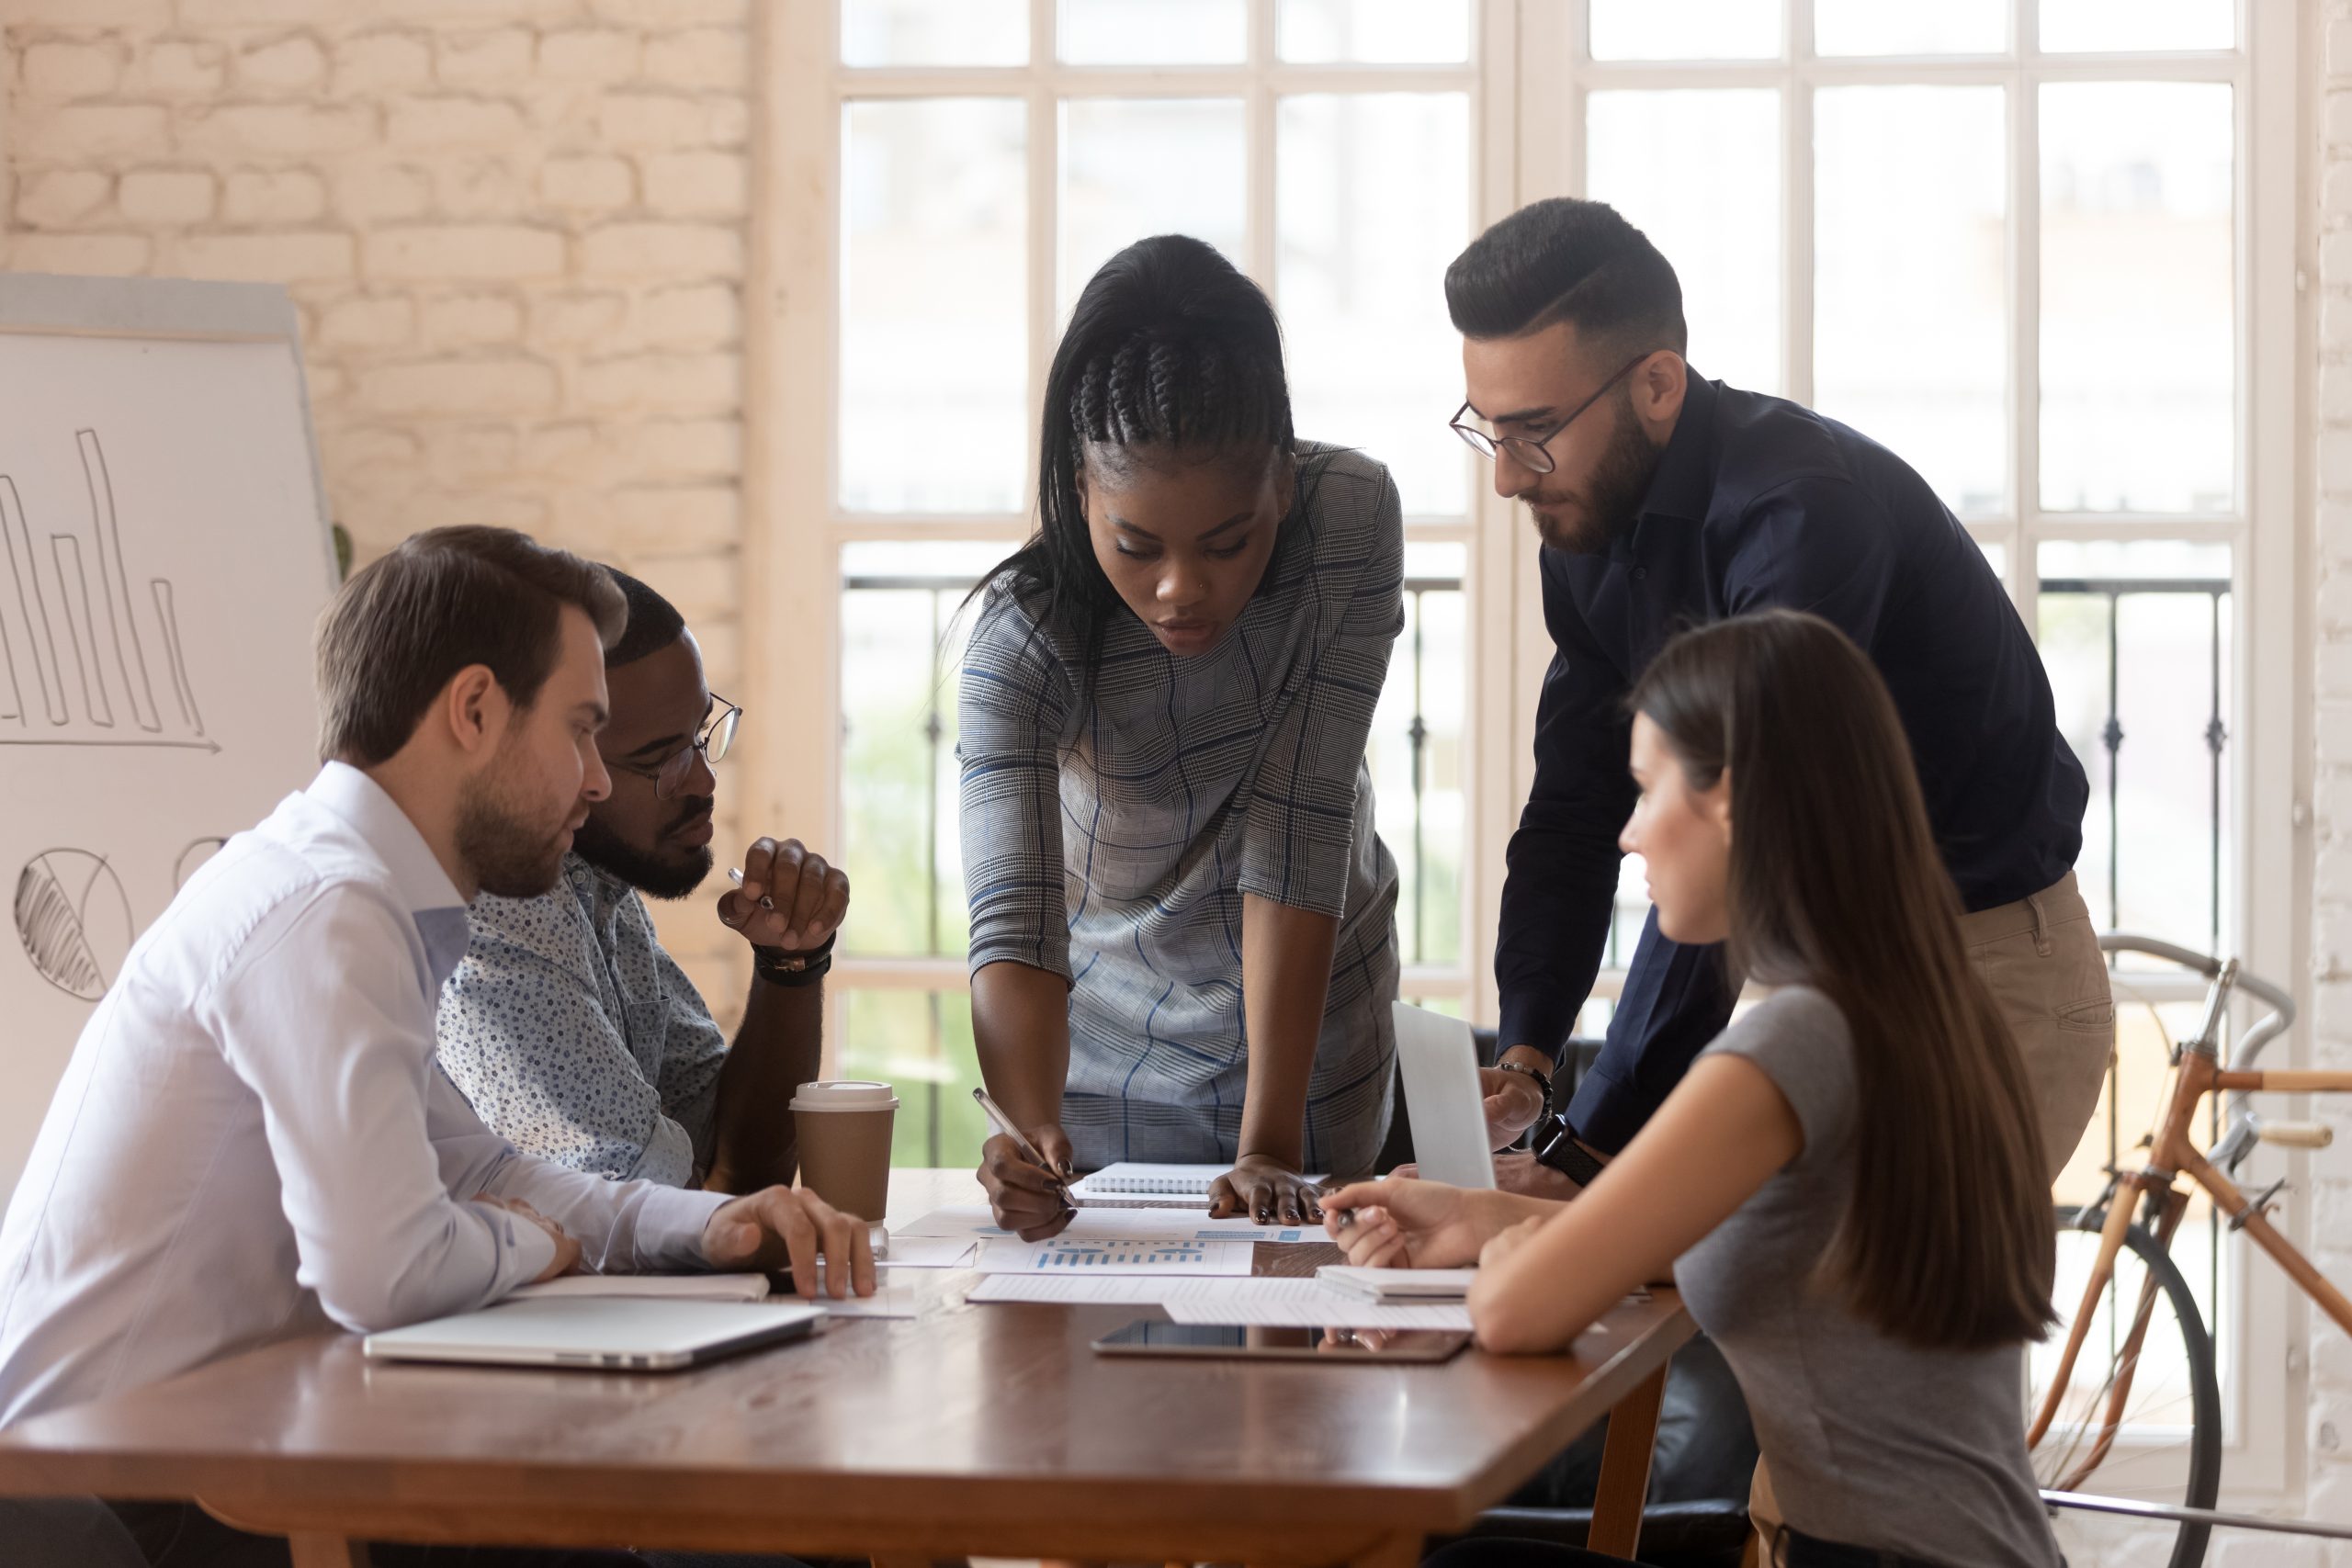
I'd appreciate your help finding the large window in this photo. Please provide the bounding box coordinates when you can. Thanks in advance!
[767,0,1495,1171]
[762,17,2295,1497]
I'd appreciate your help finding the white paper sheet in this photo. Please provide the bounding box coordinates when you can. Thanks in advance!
[812,1283,927,1319]
[966,1274,1185,1306]
[899,1202,1329,1247]
[875,1236,976,1268]
[1317,1265,1476,1301]
[971,1236,1255,1276]
[1159,1278,1476,1331]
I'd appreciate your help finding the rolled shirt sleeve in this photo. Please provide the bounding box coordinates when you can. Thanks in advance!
[958,592,1080,982]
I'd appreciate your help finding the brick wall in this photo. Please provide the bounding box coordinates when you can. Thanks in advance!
[0,0,757,1012]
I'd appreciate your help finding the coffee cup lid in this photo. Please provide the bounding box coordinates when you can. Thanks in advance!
[791,1079,899,1111]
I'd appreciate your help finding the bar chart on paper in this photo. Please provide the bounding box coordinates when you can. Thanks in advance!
[973,1237,1255,1276]
[0,429,210,752]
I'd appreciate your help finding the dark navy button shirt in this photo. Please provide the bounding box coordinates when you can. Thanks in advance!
[1497,372,2088,1153]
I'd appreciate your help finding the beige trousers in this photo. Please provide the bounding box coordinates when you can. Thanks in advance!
[1747,870,2115,1546]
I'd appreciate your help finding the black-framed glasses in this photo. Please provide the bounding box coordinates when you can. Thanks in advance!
[605,694,741,799]
[1448,353,1651,476]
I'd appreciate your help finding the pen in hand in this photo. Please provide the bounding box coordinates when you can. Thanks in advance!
[970,1087,1075,1213]
[726,865,775,912]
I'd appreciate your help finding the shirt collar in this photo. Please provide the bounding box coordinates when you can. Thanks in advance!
[1633,367,1720,528]
[303,761,472,985]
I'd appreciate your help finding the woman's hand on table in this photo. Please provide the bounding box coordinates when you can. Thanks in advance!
[1318,1177,1538,1269]
[1209,1154,1324,1224]
[979,1122,1076,1241]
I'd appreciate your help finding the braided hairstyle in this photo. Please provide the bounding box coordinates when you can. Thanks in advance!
[978,234,1307,693]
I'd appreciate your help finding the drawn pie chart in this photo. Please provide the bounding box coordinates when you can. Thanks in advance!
[14,850,133,1001]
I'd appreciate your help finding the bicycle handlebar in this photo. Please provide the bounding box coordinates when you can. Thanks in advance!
[2098,931,2296,1068]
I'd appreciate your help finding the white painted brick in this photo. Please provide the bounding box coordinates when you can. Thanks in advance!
[624,417,741,479]
[385,96,529,152]
[2335,17,2352,78]
[421,293,525,345]
[581,221,743,279]
[605,485,741,549]
[2326,365,2352,424]
[177,102,375,157]
[540,154,635,210]
[317,296,418,350]
[359,358,560,418]
[436,28,535,85]
[15,170,113,229]
[578,352,741,414]
[537,28,641,82]
[178,0,349,22]
[21,40,126,99]
[334,31,434,96]
[366,224,565,281]
[640,151,747,217]
[590,0,750,23]
[236,33,326,91]
[118,168,217,226]
[15,104,170,162]
[6,0,170,24]
[334,162,435,224]
[632,548,738,623]
[2333,91,2352,147]
[642,28,746,90]
[7,232,153,276]
[638,281,741,347]
[175,231,356,283]
[530,290,630,346]
[2324,293,2352,356]
[222,167,327,225]
[432,157,530,220]
[2324,636,2352,701]
[596,92,747,152]
[522,423,601,476]
[317,425,424,479]
[131,38,229,96]
[427,425,521,483]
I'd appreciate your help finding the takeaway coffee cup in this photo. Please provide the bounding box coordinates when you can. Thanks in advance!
[791,1079,899,1221]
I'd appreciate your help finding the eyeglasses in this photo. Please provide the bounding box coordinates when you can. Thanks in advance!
[605,695,741,800]
[1448,353,1652,476]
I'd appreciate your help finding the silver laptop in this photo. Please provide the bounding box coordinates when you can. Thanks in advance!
[363,1295,824,1371]
[1390,1000,1498,1190]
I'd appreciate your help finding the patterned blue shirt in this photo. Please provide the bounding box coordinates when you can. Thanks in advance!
[956,442,1405,1177]
[436,854,727,1187]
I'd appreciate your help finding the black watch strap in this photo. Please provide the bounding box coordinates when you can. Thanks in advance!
[1532,1116,1606,1188]
[1494,1058,1554,1118]
[753,932,835,988]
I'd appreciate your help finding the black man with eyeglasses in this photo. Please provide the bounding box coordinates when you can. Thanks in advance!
[435,566,849,1196]
[1443,198,2107,1207]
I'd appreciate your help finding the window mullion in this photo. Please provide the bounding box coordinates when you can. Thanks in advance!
[1784,0,1815,408]
[2008,2,2039,623]
[1247,0,1278,292]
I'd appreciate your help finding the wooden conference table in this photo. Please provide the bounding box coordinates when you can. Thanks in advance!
[0,1169,1695,1568]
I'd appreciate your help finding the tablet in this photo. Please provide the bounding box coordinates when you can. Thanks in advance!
[1391,1001,1498,1189]
[363,1296,824,1371]
[1091,1320,1470,1362]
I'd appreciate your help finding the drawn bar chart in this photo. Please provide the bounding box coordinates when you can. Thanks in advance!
[0,430,209,750]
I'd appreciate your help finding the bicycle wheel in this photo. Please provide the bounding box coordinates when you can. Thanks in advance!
[2025,1204,2222,1568]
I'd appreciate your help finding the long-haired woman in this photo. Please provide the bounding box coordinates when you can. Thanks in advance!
[959,234,1404,1234]
[1325,608,2060,1567]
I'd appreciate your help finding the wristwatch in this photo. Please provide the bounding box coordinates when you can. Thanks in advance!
[1531,1113,1607,1189]
[753,932,835,988]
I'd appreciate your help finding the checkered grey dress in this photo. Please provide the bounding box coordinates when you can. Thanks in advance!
[957,442,1403,1177]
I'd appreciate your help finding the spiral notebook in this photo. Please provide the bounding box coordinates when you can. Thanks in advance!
[1065,1162,1329,1210]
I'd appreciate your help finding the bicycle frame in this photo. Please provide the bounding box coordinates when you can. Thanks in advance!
[2029,934,2338,1489]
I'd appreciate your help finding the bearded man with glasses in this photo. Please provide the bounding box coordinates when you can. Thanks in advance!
[436,567,849,1195]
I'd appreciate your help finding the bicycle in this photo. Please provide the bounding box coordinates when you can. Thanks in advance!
[2025,931,2321,1568]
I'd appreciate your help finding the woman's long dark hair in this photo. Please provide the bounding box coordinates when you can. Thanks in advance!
[1631,609,2056,1352]
[973,234,1304,687]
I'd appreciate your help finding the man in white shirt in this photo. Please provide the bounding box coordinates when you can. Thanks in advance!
[0,526,871,1562]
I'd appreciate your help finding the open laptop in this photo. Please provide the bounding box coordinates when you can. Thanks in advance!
[1390,1000,1498,1190]
[363,1295,824,1371]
